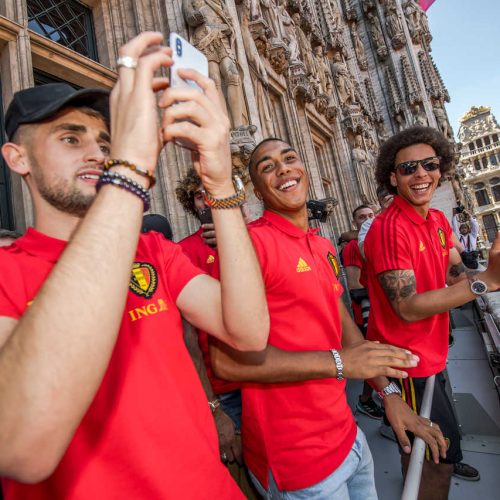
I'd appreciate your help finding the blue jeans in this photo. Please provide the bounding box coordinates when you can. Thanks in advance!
[249,426,377,500]
[219,390,242,431]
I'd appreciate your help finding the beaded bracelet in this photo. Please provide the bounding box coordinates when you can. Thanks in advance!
[96,170,151,212]
[104,159,156,188]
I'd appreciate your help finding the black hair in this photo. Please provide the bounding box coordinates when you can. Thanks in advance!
[248,137,289,184]
[375,126,455,195]
[352,204,372,219]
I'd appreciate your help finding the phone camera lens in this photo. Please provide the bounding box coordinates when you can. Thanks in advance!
[176,38,182,57]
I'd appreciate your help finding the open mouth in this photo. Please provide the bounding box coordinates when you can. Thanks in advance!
[410,182,431,194]
[277,178,299,191]
[77,170,102,184]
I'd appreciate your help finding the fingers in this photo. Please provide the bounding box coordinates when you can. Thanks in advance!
[116,32,164,96]
[393,427,412,455]
[177,68,221,105]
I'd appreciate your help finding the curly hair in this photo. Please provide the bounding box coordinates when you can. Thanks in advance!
[175,168,202,217]
[375,126,455,195]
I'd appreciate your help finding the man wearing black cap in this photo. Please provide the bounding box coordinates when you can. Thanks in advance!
[0,32,268,499]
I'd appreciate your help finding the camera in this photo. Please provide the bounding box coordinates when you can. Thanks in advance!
[307,199,335,222]
[175,37,182,57]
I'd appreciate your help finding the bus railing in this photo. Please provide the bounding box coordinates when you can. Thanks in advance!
[401,375,436,500]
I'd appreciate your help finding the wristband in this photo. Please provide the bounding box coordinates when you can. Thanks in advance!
[330,349,344,380]
[203,175,246,209]
[104,159,156,187]
[97,170,151,211]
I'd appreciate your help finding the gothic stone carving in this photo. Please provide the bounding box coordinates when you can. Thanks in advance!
[183,0,246,128]
[366,12,388,60]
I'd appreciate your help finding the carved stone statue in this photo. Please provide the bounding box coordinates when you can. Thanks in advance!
[366,12,388,59]
[332,52,356,106]
[260,0,282,40]
[292,12,316,76]
[404,0,420,41]
[417,5,431,42]
[412,103,428,126]
[352,134,376,203]
[183,0,246,128]
[350,22,367,69]
[433,102,451,139]
[280,3,300,63]
[385,5,405,49]
[313,45,333,96]
[238,0,274,136]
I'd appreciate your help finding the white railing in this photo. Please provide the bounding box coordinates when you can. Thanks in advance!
[400,375,436,500]
[461,140,500,160]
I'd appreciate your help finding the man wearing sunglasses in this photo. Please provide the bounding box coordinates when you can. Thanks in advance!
[364,126,500,498]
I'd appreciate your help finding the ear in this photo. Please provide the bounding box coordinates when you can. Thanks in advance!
[1,143,30,176]
[389,171,397,187]
[253,187,262,201]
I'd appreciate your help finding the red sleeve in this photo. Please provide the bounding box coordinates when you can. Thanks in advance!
[342,240,362,269]
[158,238,206,302]
[364,213,413,274]
[0,251,25,319]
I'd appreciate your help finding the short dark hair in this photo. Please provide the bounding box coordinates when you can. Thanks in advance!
[352,204,372,219]
[375,126,455,195]
[248,137,289,184]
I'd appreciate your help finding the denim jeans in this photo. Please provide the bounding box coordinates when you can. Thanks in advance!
[219,390,242,431]
[249,426,377,500]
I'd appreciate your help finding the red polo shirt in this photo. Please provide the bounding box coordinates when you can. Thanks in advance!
[179,228,240,395]
[0,228,243,500]
[243,211,357,491]
[364,196,453,377]
[342,239,367,325]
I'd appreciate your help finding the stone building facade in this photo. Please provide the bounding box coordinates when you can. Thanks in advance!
[457,106,500,247]
[0,0,453,242]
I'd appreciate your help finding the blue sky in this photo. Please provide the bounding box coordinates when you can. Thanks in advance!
[427,0,500,137]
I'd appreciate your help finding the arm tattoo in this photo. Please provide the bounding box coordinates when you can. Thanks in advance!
[378,270,416,304]
[449,263,466,278]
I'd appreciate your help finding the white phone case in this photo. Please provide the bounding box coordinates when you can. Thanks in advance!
[169,32,209,93]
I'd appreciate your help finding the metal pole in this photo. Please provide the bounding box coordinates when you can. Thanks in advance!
[401,375,436,500]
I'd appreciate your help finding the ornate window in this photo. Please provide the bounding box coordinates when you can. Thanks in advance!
[27,0,98,61]
[482,214,499,243]
[490,177,500,203]
[474,182,490,206]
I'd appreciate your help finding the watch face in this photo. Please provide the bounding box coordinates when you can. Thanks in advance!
[471,280,487,295]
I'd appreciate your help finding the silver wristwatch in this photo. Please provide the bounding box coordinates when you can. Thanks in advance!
[469,276,488,296]
[377,382,402,400]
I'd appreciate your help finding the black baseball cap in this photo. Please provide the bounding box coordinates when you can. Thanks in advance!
[5,83,110,139]
[141,214,173,241]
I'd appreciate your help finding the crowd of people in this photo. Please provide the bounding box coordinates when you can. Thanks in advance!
[0,32,499,500]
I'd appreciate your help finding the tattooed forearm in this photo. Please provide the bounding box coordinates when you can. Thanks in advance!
[378,270,416,303]
[449,263,465,278]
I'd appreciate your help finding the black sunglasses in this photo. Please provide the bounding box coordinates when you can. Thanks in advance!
[394,156,441,176]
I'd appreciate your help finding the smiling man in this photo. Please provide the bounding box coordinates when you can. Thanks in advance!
[209,137,453,499]
[0,32,269,499]
[364,126,500,498]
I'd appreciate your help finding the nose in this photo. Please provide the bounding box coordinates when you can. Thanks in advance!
[276,160,291,176]
[414,162,428,177]
[85,141,107,166]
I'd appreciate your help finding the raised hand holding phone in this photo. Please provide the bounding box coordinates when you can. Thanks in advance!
[160,39,233,200]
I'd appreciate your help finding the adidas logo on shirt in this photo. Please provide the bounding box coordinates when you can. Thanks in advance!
[296,258,311,273]
[206,255,215,264]
[419,241,426,252]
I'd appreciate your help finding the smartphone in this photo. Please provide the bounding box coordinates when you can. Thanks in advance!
[169,32,209,150]
[198,207,213,225]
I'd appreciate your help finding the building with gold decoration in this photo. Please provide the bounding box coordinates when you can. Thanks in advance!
[457,106,500,247]
[0,0,455,242]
